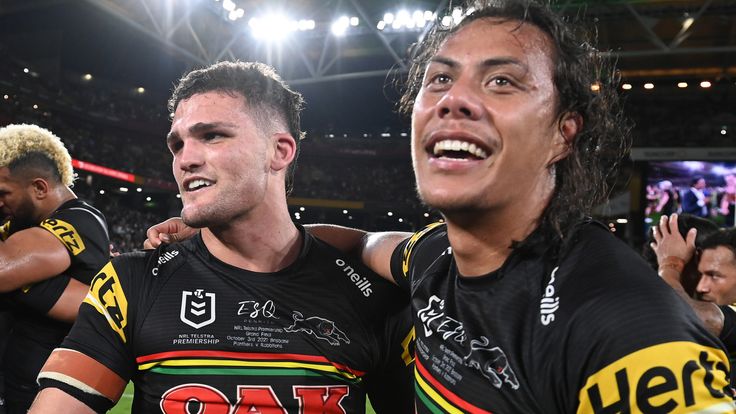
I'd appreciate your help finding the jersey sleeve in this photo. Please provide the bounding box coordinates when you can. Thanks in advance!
[362,303,415,413]
[719,305,736,356]
[38,205,109,284]
[7,274,71,314]
[389,222,447,294]
[554,242,736,413]
[37,254,143,411]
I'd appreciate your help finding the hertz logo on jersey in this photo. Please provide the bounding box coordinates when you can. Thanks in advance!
[40,218,86,256]
[577,341,735,413]
[402,222,443,278]
[84,262,129,343]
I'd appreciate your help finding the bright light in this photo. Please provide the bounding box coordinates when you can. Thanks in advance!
[297,19,315,31]
[424,10,434,20]
[683,161,704,171]
[616,218,628,224]
[677,82,688,88]
[383,13,394,24]
[99,190,105,195]
[700,80,712,88]
[644,83,654,90]
[228,10,238,20]
[590,83,600,92]
[136,187,142,192]
[299,206,305,211]
[441,15,452,27]
[377,20,386,30]
[342,209,348,214]
[32,104,38,109]
[250,15,297,41]
[23,68,29,73]
[622,83,632,90]
[83,73,93,81]
[119,187,129,193]
[137,87,145,94]
[331,16,350,36]
[722,128,728,136]
[222,0,235,12]
[398,218,404,223]
[682,17,694,31]
[387,211,393,217]
[176,194,181,199]
[423,212,430,217]
[349,17,359,26]
[146,196,152,202]
[3,95,8,100]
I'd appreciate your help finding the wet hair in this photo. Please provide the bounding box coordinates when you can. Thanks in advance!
[0,123,74,186]
[168,61,305,195]
[401,0,631,248]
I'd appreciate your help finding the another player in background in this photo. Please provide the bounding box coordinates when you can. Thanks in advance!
[31,61,413,413]
[0,124,109,414]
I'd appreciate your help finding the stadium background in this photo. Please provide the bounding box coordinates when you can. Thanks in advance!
[0,0,734,410]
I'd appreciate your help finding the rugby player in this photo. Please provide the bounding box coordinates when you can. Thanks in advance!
[30,62,413,413]
[0,124,109,414]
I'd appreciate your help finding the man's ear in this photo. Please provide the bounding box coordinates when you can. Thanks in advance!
[29,178,50,200]
[271,132,297,173]
[549,111,582,165]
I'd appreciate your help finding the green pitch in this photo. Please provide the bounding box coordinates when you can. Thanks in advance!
[108,382,377,413]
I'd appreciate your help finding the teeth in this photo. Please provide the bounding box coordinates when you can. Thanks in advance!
[186,179,213,191]
[432,139,488,159]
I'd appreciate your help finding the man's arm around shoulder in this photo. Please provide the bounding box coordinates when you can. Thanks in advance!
[0,227,71,292]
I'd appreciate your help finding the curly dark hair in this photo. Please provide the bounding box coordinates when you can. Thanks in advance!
[400,0,631,245]
[168,61,305,195]
[701,228,736,260]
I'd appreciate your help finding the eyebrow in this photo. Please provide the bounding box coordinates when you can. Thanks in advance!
[166,122,238,144]
[429,56,528,72]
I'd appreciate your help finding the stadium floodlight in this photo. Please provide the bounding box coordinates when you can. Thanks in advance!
[137,87,146,94]
[377,20,386,30]
[331,16,350,36]
[424,10,433,21]
[136,187,142,192]
[343,209,348,214]
[99,190,105,195]
[222,0,235,12]
[700,80,712,88]
[83,73,93,81]
[119,187,129,193]
[249,14,296,41]
[441,15,452,27]
[383,12,394,24]
[677,82,688,88]
[621,83,632,90]
[350,17,359,26]
[146,196,152,202]
[297,19,315,31]
[643,82,654,90]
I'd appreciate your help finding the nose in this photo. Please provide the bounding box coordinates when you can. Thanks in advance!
[436,81,483,120]
[695,276,710,294]
[175,139,204,172]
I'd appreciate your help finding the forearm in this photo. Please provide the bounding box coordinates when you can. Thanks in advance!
[304,224,367,254]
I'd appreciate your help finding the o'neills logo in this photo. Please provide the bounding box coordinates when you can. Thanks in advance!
[335,259,372,297]
[578,342,735,413]
[540,266,560,326]
[152,249,179,276]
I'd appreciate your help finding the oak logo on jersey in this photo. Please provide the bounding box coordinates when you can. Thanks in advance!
[84,262,128,342]
[284,311,350,346]
[160,384,349,413]
[463,336,520,390]
[40,218,86,256]
[180,289,216,329]
[578,342,735,413]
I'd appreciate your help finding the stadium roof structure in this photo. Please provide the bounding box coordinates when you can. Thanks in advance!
[1,0,734,85]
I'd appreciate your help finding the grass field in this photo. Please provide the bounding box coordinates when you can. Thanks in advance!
[108,383,376,413]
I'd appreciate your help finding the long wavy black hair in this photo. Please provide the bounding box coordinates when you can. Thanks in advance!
[400,0,631,248]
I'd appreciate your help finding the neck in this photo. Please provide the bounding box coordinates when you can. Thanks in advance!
[38,187,77,221]
[443,183,552,277]
[201,196,301,273]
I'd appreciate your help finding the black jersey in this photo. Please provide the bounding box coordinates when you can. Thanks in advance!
[391,221,735,413]
[721,305,736,355]
[3,198,109,412]
[39,227,414,413]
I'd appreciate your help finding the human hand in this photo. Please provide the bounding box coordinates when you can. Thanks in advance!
[143,217,197,249]
[650,213,696,267]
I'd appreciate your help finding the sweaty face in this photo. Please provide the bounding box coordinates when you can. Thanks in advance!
[411,18,571,214]
[0,167,38,226]
[696,246,736,305]
[168,92,273,228]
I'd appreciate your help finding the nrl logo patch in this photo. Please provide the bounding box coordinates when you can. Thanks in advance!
[180,289,216,329]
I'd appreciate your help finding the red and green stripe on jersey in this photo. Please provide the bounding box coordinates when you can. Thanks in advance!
[415,358,492,414]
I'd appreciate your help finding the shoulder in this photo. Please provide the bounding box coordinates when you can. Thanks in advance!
[393,222,449,277]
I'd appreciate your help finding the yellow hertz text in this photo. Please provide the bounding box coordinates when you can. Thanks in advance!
[40,218,86,255]
[578,342,735,413]
[84,262,128,343]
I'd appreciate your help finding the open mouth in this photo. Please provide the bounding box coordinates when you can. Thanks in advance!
[184,178,214,192]
[430,139,489,161]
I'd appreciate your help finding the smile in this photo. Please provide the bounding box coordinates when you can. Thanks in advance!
[184,179,214,192]
[431,139,489,160]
